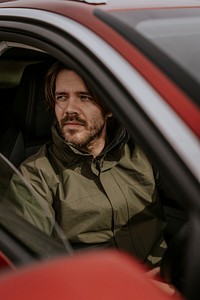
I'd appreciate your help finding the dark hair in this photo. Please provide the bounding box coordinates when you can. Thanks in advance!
[45,61,65,110]
[45,61,110,115]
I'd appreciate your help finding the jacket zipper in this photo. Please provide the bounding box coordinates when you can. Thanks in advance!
[95,157,103,172]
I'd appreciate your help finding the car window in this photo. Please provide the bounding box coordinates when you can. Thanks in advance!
[0,44,188,242]
[97,8,200,108]
[136,17,200,89]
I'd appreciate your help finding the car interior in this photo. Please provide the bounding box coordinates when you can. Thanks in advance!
[0,47,55,166]
[0,41,191,296]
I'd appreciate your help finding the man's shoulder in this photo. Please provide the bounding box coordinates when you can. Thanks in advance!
[20,144,51,169]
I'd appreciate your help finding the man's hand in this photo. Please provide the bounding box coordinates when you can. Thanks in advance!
[145,267,180,297]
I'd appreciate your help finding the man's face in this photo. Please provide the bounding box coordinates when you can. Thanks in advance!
[55,69,111,153]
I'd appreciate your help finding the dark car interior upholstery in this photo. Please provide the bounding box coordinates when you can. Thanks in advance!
[0,61,54,167]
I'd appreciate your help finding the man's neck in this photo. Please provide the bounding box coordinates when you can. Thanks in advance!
[87,137,106,158]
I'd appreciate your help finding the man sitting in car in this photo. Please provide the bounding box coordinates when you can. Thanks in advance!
[7,61,167,269]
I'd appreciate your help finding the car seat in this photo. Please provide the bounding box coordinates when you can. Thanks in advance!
[0,61,54,167]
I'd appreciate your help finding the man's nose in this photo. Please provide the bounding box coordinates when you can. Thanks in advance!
[64,97,80,113]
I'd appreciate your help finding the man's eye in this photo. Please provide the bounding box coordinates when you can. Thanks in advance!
[80,95,93,101]
[56,95,66,102]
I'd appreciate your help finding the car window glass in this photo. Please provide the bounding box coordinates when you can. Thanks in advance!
[136,17,200,85]
[102,8,200,108]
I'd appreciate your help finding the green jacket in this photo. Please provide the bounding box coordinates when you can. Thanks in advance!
[7,119,166,267]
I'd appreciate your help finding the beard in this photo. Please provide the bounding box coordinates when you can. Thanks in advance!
[57,113,107,152]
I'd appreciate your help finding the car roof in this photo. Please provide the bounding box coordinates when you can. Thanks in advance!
[0,0,200,10]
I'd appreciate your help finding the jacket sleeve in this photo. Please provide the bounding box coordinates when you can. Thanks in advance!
[144,168,168,268]
[146,235,167,268]
[4,158,56,236]
[145,168,185,268]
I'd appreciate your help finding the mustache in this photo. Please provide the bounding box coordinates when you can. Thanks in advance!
[60,114,87,127]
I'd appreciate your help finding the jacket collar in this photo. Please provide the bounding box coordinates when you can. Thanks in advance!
[51,118,129,165]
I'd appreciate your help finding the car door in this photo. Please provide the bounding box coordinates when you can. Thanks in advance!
[0,5,200,298]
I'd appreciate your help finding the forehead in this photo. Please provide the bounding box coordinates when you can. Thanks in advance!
[55,69,88,91]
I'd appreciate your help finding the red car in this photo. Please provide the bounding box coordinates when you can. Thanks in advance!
[0,0,199,299]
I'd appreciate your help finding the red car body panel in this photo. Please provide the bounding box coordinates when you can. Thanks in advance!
[0,252,14,272]
[0,250,182,300]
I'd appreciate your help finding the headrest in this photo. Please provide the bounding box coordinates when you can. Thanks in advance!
[12,61,54,138]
